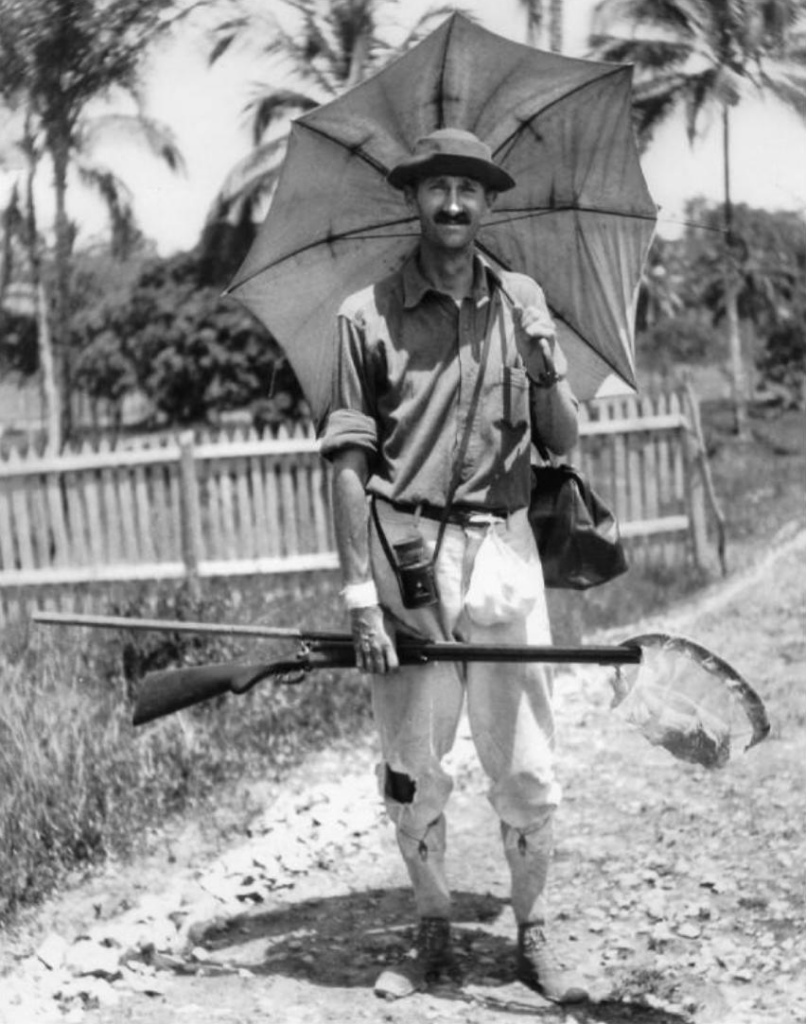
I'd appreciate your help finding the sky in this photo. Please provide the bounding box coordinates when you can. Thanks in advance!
[12,0,806,255]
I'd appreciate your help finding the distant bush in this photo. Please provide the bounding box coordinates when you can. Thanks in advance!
[756,316,806,409]
[70,251,308,428]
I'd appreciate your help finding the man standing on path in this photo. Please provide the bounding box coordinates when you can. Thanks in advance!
[319,128,587,1004]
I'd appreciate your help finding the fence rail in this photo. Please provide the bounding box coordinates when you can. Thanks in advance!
[0,389,714,622]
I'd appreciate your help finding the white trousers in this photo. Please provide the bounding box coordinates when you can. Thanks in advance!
[369,501,561,923]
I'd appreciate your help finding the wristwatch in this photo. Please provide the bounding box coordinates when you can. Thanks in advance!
[532,368,566,388]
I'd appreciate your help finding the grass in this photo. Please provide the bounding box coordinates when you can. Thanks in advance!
[0,402,802,927]
[0,577,372,924]
[701,398,805,545]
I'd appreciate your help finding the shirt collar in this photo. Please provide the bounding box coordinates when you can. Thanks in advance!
[401,249,503,310]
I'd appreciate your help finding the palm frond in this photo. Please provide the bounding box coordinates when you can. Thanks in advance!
[245,89,320,145]
[78,113,186,174]
[590,35,692,66]
[755,60,806,116]
[681,69,717,141]
[262,22,345,97]
[209,29,244,66]
[74,159,145,256]
[592,0,705,39]
[393,6,474,51]
[76,162,134,210]
[207,136,289,225]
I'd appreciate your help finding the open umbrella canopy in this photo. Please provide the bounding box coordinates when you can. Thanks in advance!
[228,13,657,423]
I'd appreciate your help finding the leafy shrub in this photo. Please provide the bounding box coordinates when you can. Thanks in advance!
[70,251,308,427]
[756,316,806,408]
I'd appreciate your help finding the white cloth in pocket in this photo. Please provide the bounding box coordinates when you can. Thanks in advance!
[464,524,542,626]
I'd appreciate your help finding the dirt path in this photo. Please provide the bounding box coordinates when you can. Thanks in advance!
[3,528,805,1024]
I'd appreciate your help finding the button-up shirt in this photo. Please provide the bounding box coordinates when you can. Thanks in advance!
[320,250,554,512]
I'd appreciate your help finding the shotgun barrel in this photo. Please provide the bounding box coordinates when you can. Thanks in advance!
[32,610,339,642]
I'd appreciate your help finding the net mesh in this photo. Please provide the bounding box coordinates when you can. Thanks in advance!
[610,633,770,769]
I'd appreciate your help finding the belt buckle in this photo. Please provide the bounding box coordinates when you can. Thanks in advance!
[464,511,504,528]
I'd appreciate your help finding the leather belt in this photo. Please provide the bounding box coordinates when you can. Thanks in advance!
[385,498,511,527]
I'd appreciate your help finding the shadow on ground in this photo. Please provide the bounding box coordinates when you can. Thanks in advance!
[191,886,691,1023]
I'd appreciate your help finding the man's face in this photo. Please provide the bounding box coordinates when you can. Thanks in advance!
[405,174,495,252]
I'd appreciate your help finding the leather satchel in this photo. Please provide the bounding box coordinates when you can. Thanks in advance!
[528,462,628,589]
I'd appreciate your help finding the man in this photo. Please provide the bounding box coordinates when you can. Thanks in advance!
[319,128,586,1004]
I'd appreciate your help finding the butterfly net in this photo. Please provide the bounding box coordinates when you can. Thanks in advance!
[609,633,770,769]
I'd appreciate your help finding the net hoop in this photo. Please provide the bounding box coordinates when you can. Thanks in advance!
[612,632,771,768]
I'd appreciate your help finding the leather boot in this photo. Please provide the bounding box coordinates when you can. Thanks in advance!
[374,917,458,1000]
[517,922,588,1004]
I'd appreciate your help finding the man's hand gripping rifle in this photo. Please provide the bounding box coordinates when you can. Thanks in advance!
[33,612,769,769]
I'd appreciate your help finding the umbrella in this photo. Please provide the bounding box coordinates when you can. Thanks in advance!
[227,12,657,423]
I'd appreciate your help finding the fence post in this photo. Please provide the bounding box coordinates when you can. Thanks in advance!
[178,431,203,598]
[683,381,727,575]
[680,387,715,573]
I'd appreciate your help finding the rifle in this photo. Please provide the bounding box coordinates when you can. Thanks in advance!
[33,611,641,726]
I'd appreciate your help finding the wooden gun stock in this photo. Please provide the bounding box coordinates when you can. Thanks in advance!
[133,647,357,725]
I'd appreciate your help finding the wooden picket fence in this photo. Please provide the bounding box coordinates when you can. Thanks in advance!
[0,389,717,623]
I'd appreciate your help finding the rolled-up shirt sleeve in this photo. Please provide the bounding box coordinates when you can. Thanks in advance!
[319,308,379,461]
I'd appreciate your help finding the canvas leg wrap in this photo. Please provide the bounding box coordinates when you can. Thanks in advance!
[501,811,554,925]
[395,815,451,920]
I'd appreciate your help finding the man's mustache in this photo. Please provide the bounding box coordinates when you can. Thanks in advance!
[435,212,471,224]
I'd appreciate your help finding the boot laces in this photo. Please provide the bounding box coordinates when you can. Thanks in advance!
[518,924,588,1004]
[521,924,561,972]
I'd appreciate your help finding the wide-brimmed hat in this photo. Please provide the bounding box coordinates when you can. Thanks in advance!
[387,128,516,192]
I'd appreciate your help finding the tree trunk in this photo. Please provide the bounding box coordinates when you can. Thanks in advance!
[722,105,750,439]
[346,32,368,88]
[524,0,545,47]
[35,280,61,454]
[22,126,62,452]
[549,0,563,51]
[50,128,73,446]
[0,191,16,303]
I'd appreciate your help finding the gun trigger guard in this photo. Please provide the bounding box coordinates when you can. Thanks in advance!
[231,666,269,694]
[231,651,311,694]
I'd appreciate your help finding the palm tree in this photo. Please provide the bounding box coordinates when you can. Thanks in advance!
[0,0,196,448]
[589,0,806,436]
[1,103,182,445]
[549,0,564,51]
[203,0,459,242]
[518,0,563,50]
[520,0,545,46]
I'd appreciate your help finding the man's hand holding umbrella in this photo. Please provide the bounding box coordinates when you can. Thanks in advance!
[513,304,563,378]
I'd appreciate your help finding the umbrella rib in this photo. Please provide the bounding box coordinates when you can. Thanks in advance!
[549,310,631,381]
[296,120,394,180]
[490,205,658,225]
[435,15,456,128]
[229,217,419,291]
[491,65,627,163]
